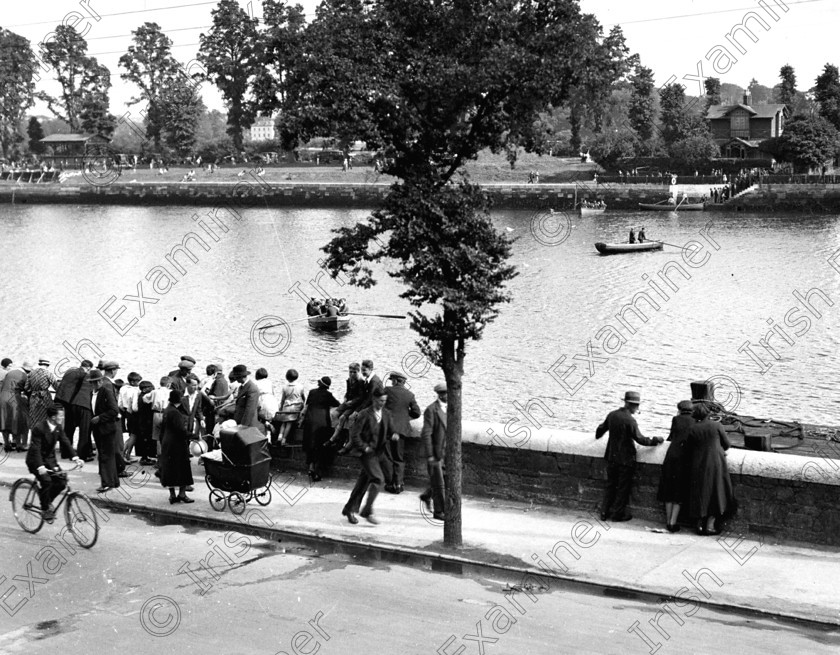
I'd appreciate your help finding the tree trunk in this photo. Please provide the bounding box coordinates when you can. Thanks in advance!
[442,333,465,548]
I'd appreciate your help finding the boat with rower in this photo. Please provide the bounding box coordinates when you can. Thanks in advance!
[307,314,351,331]
[579,201,607,216]
[594,241,664,255]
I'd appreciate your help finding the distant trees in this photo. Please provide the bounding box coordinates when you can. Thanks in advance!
[198,0,260,150]
[27,117,44,155]
[628,65,656,148]
[815,64,840,130]
[704,77,722,110]
[771,115,839,172]
[0,28,37,158]
[776,65,797,113]
[253,0,306,116]
[38,25,115,135]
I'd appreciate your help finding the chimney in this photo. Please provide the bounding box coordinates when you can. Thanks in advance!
[743,92,752,106]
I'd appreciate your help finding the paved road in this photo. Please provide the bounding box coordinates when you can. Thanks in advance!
[0,508,836,655]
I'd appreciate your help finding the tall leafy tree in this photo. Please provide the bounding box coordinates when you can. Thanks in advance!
[282,0,613,547]
[27,117,45,154]
[38,25,115,134]
[659,83,689,146]
[815,64,840,130]
[119,22,181,149]
[0,28,37,158]
[253,0,307,116]
[198,0,260,150]
[159,74,205,157]
[704,77,722,111]
[776,64,798,114]
[628,65,656,147]
[771,115,839,172]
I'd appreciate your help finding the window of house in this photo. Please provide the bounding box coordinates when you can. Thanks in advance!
[731,112,748,133]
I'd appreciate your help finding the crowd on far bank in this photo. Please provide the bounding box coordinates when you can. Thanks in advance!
[0,355,449,526]
[596,391,736,536]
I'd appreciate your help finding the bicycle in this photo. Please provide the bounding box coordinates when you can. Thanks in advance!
[9,461,100,548]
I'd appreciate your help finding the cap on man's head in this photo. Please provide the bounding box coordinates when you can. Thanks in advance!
[180,355,197,365]
[38,357,50,366]
[388,371,407,382]
[178,359,195,370]
[87,369,104,383]
[623,391,641,404]
[677,400,693,413]
[102,360,120,371]
[434,382,447,394]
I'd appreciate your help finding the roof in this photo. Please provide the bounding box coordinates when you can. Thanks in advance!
[707,103,787,120]
[39,133,111,143]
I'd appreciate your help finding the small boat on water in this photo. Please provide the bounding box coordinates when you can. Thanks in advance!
[639,199,705,211]
[579,204,607,216]
[308,315,351,331]
[595,241,664,255]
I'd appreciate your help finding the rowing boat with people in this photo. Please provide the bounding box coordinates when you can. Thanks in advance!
[594,241,664,255]
[308,315,352,331]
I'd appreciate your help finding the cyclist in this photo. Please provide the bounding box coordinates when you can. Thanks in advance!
[26,404,81,523]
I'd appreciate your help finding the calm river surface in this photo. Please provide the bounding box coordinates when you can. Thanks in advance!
[1,202,839,437]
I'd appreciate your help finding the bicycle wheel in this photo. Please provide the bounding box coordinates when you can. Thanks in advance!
[11,479,44,533]
[64,492,99,548]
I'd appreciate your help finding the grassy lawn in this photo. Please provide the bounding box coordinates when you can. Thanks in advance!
[111,151,599,185]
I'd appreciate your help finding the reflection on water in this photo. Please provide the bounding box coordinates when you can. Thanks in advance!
[1,203,839,437]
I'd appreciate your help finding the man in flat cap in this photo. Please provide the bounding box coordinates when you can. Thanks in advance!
[420,382,448,520]
[383,371,421,493]
[169,358,199,396]
[595,391,663,522]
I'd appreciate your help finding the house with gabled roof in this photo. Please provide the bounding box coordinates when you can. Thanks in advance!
[706,94,788,159]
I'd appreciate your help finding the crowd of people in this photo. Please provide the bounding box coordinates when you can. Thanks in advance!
[306,297,348,317]
[0,355,449,527]
[596,391,736,535]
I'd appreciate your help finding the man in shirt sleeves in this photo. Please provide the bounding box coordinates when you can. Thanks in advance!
[595,391,663,522]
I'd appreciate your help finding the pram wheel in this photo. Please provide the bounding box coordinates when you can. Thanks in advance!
[254,484,272,506]
[229,491,246,515]
[209,489,227,511]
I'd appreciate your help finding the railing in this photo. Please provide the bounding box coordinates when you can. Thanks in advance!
[759,174,840,185]
[596,175,730,185]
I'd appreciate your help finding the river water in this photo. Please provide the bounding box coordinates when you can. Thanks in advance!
[1,202,839,438]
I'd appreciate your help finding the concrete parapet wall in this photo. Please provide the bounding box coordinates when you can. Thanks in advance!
[283,420,840,545]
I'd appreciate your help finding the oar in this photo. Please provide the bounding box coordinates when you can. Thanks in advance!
[344,312,406,319]
[656,241,691,250]
[257,316,313,330]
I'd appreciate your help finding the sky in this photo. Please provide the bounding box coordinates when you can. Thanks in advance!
[3,0,837,118]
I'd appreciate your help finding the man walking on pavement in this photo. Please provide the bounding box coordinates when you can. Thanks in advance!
[89,367,122,493]
[420,383,448,521]
[383,371,421,494]
[595,391,663,522]
[342,388,391,525]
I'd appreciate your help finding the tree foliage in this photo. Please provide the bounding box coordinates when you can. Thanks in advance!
[198,0,259,150]
[628,65,656,146]
[704,77,722,110]
[589,127,638,168]
[27,117,45,154]
[668,133,719,169]
[119,22,181,149]
[776,64,798,114]
[0,28,37,159]
[38,25,115,135]
[159,75,206,157]
[815,63,840,131]
[253,0,307,116]
[772,115,839,172]
[282,0,612,547]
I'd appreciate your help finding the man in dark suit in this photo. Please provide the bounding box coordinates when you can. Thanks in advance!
[342,389,391,525]
[232,364,262,431]
[420,382,448,520]
[180,377,204,438]
[26,405,81,522]
[90,365,122,492]
[357,359,384,413]
[595,391,663,522]
[383,371,421,494]
[54,359,94,461]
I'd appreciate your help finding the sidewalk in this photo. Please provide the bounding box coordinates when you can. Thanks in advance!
[1,451,837,627]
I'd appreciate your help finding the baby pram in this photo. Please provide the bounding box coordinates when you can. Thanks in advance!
[201,426,273,514]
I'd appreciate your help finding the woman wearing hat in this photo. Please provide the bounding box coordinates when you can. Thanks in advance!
[688,403,736,535]
[159,389,194,503]
[657,400,695,532]
[25,359,58,433]
[299,376,340,481]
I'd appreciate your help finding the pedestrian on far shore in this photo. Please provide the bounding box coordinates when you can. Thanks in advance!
[595,391,663,522]
[657,400,694,532]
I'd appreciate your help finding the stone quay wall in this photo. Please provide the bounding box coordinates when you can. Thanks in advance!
[279,421,840,547]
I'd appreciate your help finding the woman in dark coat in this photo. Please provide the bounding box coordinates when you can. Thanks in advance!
[657,400,695,532]
[688,403,735,535]
[158,390,194,503]
[135,380,157,465]
[299,376,340,481]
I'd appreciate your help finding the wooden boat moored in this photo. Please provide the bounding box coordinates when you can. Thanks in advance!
[579,205,607,216]
[595,241,664,255]
[308,315,351,331]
